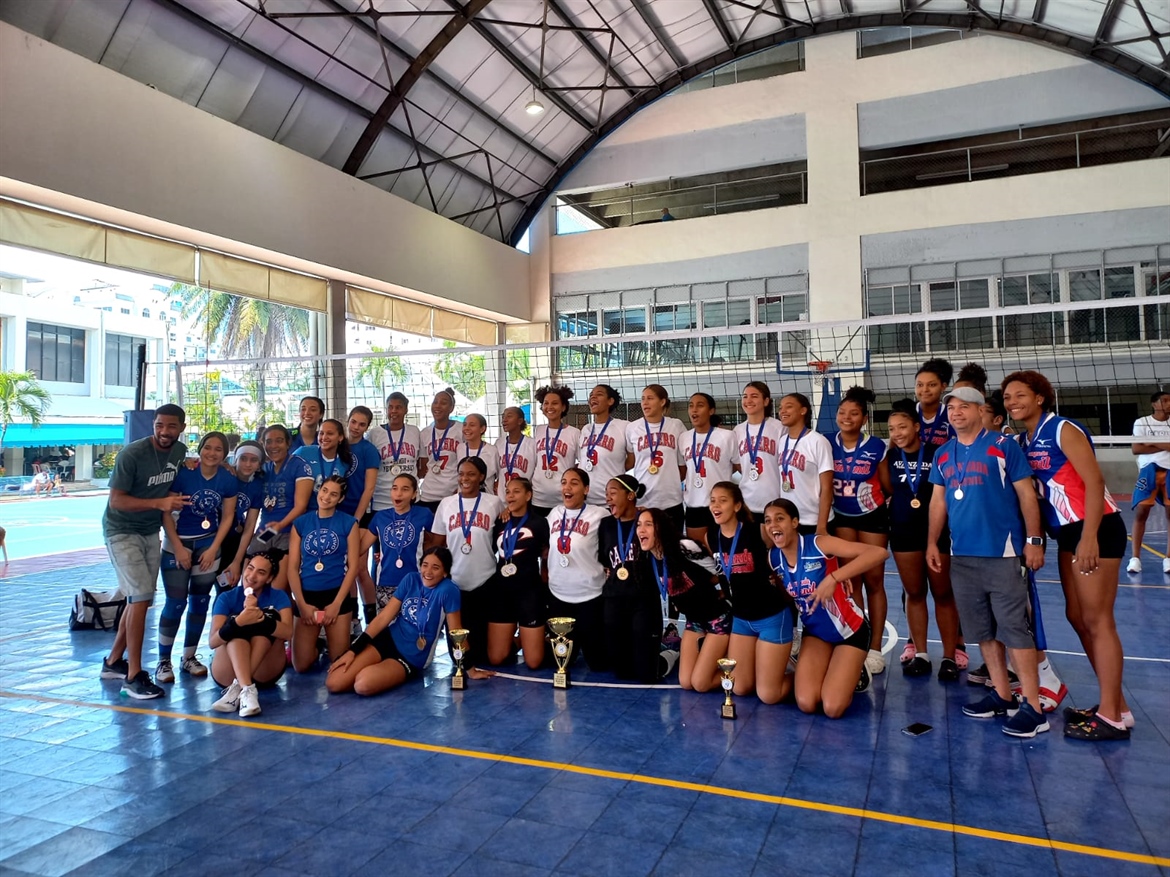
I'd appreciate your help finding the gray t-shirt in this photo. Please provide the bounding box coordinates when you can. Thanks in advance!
[102,437,189,537]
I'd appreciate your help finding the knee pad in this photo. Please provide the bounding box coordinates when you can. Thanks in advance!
[188,594,211,616]
[161,596,187,619]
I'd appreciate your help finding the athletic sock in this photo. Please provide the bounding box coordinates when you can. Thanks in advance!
[1096,713,1126,730]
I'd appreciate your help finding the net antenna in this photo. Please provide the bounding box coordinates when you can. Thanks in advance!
[777,326,871,433]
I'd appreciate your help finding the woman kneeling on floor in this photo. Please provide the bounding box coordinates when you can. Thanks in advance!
[209,552,294,717]
[326,547,463,695]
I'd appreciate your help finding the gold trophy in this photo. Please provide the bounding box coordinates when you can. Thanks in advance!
[547,617,576,689]
[717,658,737,720]
[449,628,469,690]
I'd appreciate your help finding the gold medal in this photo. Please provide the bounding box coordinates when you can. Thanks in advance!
[416,635,426,650]
[314,561,324,572]
[648,464,660,475]
[910,498,922,509]
[616,567,630,581]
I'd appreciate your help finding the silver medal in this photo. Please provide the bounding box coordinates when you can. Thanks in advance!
[559,554,569,568]
[581,460,593,472]
[201,519,211,530]
[748,468,760,481]
[390,464,402,476]
[693,477,704,489]
[501,563,517,577]
[544,470,554,480]
[460,542,473,555]
[395,558,404,568]
[954,488,964,500]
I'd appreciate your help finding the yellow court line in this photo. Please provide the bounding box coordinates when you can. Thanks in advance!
[1,690,1166,869]
[1129,536,1168,560]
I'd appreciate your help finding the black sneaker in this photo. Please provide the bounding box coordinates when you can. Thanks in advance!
[967,663,990,686]
[962,690,1018,718]
[1063,715,1131,741]
[937,658,960,682]
[101,656,129,680]
[855,665,871,693]
[903,656,932,678]
[120,671,164,700]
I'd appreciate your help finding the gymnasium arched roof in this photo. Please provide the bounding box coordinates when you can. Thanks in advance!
[2,0,1167,246]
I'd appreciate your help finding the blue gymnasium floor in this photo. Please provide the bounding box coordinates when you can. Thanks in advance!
[1,528,1168,877]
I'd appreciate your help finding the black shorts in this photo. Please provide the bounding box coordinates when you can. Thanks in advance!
[889,522,950,554]
[1054,513,1128,558]
[481,570,548,628]
[830,507,889,536]
[359,509,375,529]
[797,523,819,537]
[840,620,872,652]
[297,585,358,617]
[369,629,419,680]
[418,500,441,514]
[684,505,714,531]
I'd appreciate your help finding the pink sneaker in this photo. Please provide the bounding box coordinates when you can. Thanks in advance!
[900,643,917,665]
[953,647,969,671]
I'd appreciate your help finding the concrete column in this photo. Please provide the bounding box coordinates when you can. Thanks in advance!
[7,447,24,477]
[325,280,348,419]
[75,444,94,481]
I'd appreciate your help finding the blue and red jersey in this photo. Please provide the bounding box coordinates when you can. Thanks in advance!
[770,535,865,644]
[830,433,887,516]
[1018,413,1118,532]
[917,404,953,448]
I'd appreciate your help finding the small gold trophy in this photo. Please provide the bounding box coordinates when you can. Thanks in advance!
[449,628,469,690]
[547,617,576,689]
[717,657,737,720]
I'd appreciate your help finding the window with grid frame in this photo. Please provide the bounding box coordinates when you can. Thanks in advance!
[1142,263,1170,340]
[996,273,1065,348]
[756,292,809,363]
[866,284,924,355]
[105,333,148,387]
[26,321,85,383]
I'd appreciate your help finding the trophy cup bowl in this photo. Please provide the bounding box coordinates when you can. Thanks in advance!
[717,657,737,720]
[449,628,470,690]
[547,617,576,689]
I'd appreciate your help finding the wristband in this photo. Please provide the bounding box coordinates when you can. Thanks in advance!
[349,632,373,655]
[219,616,241,642]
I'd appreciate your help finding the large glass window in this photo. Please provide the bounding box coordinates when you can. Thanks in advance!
[651,303,697,364]
[26,322,85,383]
[756,293,809,363]
[997,273,1064,347]
[105,334,147,387]
[1142,263,1170,340]
[702,299,753,362]
[1070,268,1139,342]
[867,284,924,355]
[602,306,648,368]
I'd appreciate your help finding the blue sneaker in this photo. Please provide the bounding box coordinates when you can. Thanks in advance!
[1003,702,1050,738]
[962,690,1018,718]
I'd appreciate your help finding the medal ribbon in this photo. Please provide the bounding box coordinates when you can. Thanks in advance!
[900,442,926,497]
[458,492,483,550]
[745,420,766,471]
[384,510,407,566]
[717,523,742,582]
[781,427,808,487]
[502,513,528,563]
[651,555,669,599]
[690,429,714,477]
[464,442,484,459]
[643,418,666,468]
[558,504,588,554]
[502,438,523,477]
[951,429,986,494]
[543,424,565,475]
[585,418,612,462]
[430,421,454,463]
[413,590,440,648]
[615,518,636,564]
[387,427,406,463]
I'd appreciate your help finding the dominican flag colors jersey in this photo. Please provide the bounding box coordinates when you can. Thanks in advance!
[431,492,504,591]
[578,419,631,506]
[533,424,582,508]
[1020,414,1119,532]
[339,438,379,517]
[367,424,422,510]
[771,535,865,644]
[294,510,357,592]
[830,433,887,517]
[733,418,784,512]
[260,456,314,532]
[681,427,739,510]
[367,505,434,590]
[495,435,537,501]
[170,466,239,543]
[929,430,1032,557]
[420,423,463,503]
[388,573,461,669]
[917,404,953,448]
[234,476,264,530]
[627,417,687,509]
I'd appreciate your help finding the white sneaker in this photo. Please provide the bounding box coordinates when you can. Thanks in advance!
[211,680,241,713]
[1163,557,1170,575]
[1126,557,1142,574]
[865,649,885,675]
[180,655,208,677]
[155,659,175,683]
[238,684,261,717]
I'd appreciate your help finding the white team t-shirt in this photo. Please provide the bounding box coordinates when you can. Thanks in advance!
[681,427,740,509]
[733,418,785,513]
[431,492,504,591]
[777,428,835,525]
[495,435,537,501]
[546,503,608,603]
[578,418,631,506]
[366,424,423,511]
[626,416,687,509]
[419,422,462,503]
[532,423,582,507]
[1133,415,1170,470]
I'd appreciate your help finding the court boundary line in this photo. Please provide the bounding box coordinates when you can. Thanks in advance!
[1,690,1165,868]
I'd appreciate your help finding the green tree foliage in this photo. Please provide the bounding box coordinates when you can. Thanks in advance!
[0,369,52,457]
[434,341,486,401]
[356,345,410,398]
[181,371,242,436]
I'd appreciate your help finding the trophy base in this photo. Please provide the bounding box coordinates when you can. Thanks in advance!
[721,702,737,720]
[553,671,570,689]
[451,673,466,691]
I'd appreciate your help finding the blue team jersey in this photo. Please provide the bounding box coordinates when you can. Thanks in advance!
[234,476,265,529]
[770,535,865,643]
[389,573,461,669]
[339,438,379,517]
[294,510,356,592]
[288,428,316,452]
[918,404,952,448]
[367,505,434,591]
[1018,413,1119,532]
[830,433,887,516]
[171,466,239,542]
[929,430,1033,557]
[212,583,292,617]
[259,456,314,532]
[292,446,351,512]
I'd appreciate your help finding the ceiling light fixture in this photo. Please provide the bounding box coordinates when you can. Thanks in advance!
[525,92,545,115]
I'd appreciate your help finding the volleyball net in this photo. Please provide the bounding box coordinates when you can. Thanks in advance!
[165,294,1168,446]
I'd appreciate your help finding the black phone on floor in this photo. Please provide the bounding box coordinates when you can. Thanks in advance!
[902,722,933,737]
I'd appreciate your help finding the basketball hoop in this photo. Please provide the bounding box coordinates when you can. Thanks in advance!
[808,360,833,375]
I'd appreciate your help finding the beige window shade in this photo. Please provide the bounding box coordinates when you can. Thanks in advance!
[0,201,106,263]
[348,287,498,346]
[505,323,549,344]
[106,228,196,283]
[199,251,326,312]
[433,309,498,346]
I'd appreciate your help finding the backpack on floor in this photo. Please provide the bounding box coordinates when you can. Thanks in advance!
[68,588,125,631]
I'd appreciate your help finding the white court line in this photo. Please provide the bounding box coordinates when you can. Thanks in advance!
[484,670,680,689]
[917,637,1170,664]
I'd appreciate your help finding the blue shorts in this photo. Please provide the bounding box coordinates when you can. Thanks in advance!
[731,609,794,645]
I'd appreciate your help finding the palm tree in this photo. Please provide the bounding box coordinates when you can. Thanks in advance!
[355,345,410,400]
[172,283,311,429]
[0,370,52,463]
